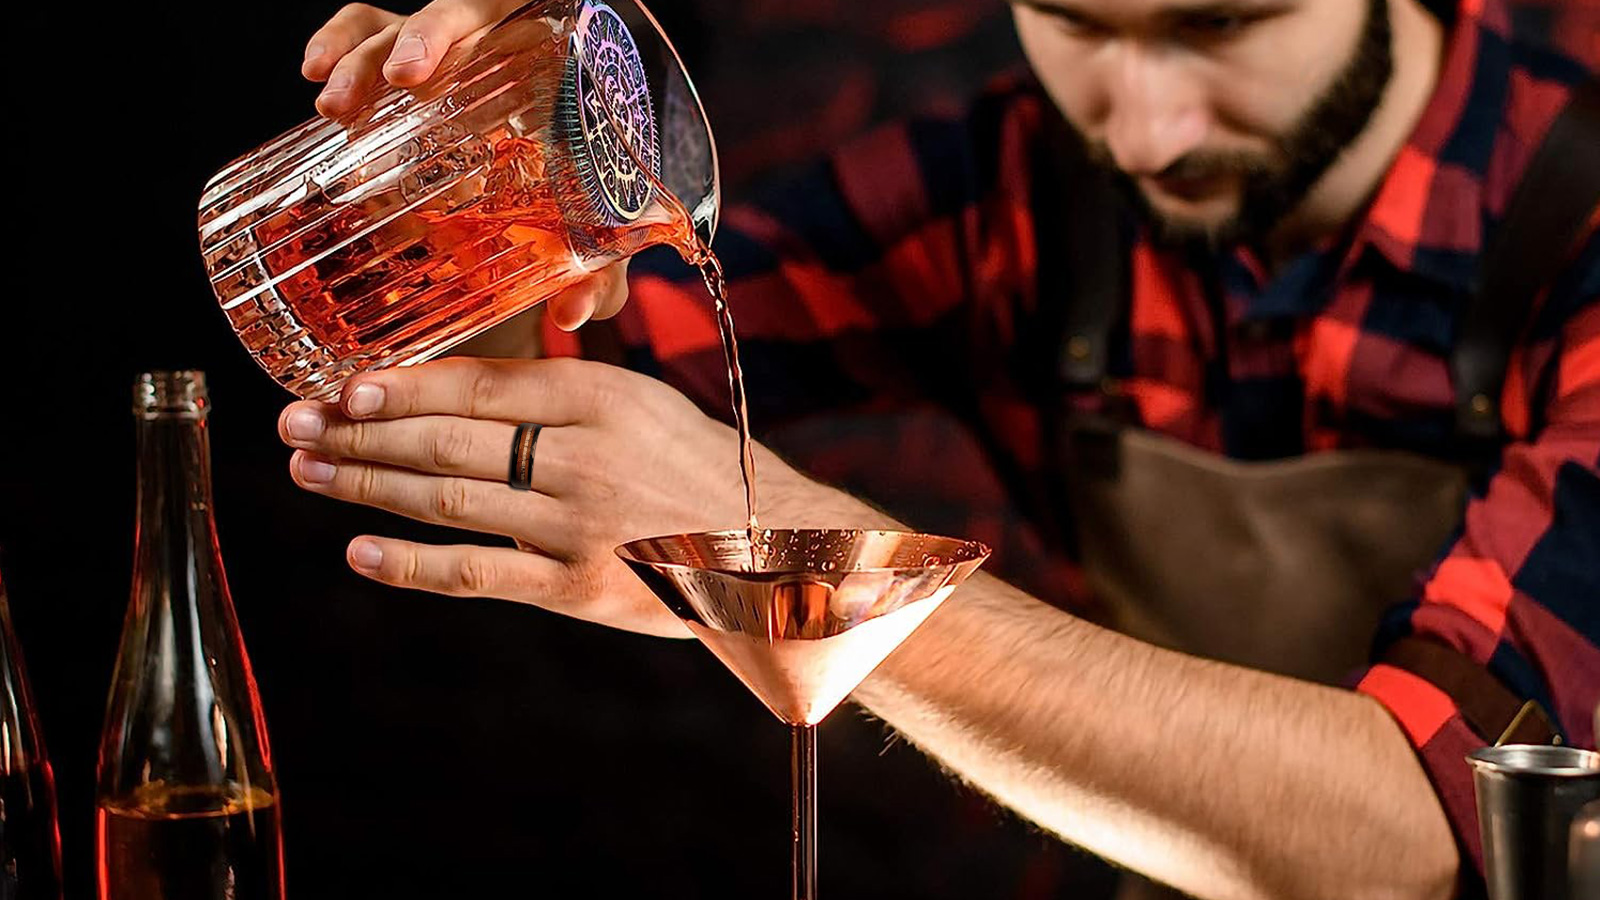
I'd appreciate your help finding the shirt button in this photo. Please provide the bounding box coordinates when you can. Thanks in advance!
[1239,321,1273,342]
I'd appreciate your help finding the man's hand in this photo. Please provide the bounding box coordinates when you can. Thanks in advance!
[302,0,522,118]
[301,1,631,334]
[277,357,855,638]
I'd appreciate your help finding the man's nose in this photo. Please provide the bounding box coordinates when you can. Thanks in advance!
[1101,44,1208,177]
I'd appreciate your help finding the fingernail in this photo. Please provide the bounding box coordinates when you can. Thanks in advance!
[285,408,325,442]
[349,539,383,571]
[323,72,353,96]
[298,455,337,485]
[577,290,601,325]
[555,294,597,332]
[388,34,427,66]
[305,43,327,63]
[346,383,385,417]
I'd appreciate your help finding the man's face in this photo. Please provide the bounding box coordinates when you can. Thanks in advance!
[1012,0,1393,249]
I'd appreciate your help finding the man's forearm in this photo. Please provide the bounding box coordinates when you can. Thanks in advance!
[762,463,1461,900]
[853,573,1459,900]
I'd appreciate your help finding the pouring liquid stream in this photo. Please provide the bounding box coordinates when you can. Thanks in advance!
[591,73,762,568]
[695,246,761,566]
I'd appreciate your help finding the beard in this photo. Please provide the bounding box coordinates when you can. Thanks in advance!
[1090,0,1395,254]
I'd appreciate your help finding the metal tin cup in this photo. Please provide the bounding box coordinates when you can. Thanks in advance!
[1573,799,1600,900]
[1468,745,1600,900]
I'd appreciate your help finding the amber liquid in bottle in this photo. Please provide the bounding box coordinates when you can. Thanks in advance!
[0,571,64,900]
[97,785,280,900]
[96,373,283,900]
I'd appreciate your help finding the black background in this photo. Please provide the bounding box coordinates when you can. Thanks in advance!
[4,1,1593,897]
[1,3,1119,898]
[15,3,1587,897]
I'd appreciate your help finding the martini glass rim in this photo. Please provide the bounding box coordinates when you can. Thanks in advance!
[614,527,992,578]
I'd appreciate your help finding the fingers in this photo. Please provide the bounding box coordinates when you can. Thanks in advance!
[281,404,507,479]
[545,262,631,331]
[544,278,602,332]
[303,0,526,97]
[303,3,404,82]
[334,357,636,425]
[588,260,633,322]
[317,22,403,117]
[345,535,695,638]
[382,0,518,87]
[345,535,564,600]
[290,450,580,556]
[278,404,580,495]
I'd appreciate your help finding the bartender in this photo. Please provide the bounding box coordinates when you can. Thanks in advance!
[277,1,1598,898]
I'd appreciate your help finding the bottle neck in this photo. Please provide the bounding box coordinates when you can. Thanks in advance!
[105,412,237,792]
[132,413,222,595]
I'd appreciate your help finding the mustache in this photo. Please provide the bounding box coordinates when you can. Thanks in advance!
[1086,142,1282,183]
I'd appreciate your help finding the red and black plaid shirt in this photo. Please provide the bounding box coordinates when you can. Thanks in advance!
[546,0,1599,884]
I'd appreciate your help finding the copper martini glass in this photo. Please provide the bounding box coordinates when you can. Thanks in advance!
[617,529,990,900]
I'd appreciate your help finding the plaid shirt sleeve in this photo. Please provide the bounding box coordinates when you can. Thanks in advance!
[1355,238,1600,882]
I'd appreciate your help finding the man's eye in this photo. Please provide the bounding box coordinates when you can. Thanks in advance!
[1178,13,1250,40]
[1048,9,1112,38]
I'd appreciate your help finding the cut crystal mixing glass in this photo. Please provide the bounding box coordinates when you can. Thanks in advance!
[199,0,718,398]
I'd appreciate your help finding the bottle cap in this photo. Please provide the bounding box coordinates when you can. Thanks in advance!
[133,371,210,420]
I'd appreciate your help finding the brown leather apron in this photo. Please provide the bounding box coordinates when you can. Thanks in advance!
[1065,426,1465,900]
[1069,427,1467,686]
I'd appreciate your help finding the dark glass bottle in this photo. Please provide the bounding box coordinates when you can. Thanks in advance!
[96,372,284,900]
[0,568,64,900]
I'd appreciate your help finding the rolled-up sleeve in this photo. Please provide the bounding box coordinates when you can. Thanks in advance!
[1357,292,1600,884]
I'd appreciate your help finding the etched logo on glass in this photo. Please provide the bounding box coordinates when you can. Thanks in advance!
[575,1,659,223]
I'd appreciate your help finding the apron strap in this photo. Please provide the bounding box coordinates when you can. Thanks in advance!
[1382,637,1560,745]
[1031,108,1128,396]
[1452,78,1600,449]
[1032,106,1135,489]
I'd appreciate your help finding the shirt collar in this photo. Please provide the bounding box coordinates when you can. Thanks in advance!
[1357,0,1515,293]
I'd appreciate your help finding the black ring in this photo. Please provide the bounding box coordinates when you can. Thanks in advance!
[508,424,542,491]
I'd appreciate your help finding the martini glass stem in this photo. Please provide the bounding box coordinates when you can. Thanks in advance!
[791,723,818,900]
